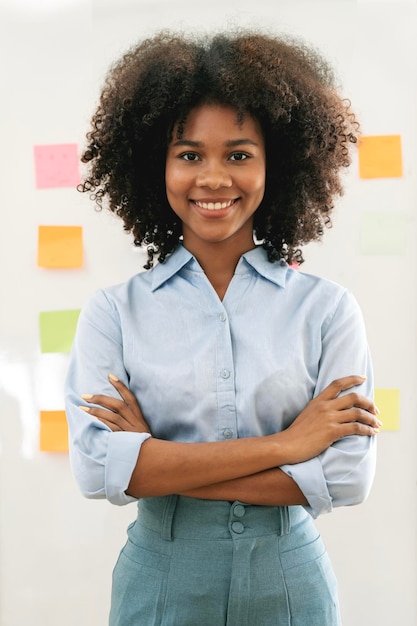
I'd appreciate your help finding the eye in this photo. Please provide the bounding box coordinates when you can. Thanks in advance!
[229,152,250,161]
[179,152,200,162]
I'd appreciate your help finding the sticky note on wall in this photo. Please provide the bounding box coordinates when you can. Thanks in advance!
[39,309,80,353]
[360,211,407,255]
[34,143,80,189]
[358,135,403,179]
[40,410,69,452]
[374,388,400,431]
[38,225,83,268]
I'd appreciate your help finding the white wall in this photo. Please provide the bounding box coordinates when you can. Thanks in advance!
[0,1,415,624]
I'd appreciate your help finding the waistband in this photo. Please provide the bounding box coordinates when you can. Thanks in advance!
[135,495,307,542]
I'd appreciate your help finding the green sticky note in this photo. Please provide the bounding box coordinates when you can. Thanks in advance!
[360,212,407,255]
[39,309,80,353]
[374,388,400,431]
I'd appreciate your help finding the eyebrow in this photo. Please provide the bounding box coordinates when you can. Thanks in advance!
[171,138,260,148]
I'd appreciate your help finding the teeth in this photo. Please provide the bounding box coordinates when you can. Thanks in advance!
[194,199,235,210]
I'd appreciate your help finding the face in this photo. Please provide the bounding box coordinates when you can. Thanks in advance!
[165,103,266,256]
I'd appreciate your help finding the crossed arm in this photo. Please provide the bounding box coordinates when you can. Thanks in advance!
[79,374,380,506]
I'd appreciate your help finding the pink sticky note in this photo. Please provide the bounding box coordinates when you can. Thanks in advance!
[34,143,80,189]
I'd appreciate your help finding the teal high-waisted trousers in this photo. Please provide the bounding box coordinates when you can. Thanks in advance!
[109,496,341,626]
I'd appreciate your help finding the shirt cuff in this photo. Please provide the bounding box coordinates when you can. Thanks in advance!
[105,431,152,505]
[280,456,332,518]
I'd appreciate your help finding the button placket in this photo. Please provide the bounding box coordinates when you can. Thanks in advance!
[222,428,233,439]
[216,304,237,441]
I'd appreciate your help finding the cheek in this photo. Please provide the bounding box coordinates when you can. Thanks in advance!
[165,166,189,197]
[249,169,266,197]
[247,160,266,189]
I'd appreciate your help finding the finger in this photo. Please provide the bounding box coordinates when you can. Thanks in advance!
[332,392,379,416]
[337,420,380,439]
[338,406,381,428]
[79,406,123,431]
[81,393,126,413]
[80,404,147,433]
[318,375,367,401]
[108,374,141,410]
[80,394,141,430]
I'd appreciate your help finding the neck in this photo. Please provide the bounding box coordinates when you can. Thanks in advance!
[183,238,256,300]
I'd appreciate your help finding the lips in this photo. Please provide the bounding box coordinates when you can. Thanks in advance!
[192,198,237,211]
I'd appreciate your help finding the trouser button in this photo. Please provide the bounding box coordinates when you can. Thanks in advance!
[231,521,244,534]
[233,504,245,518]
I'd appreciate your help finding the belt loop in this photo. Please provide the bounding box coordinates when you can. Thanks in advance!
[160,495,178,541]
[277,506,291,536]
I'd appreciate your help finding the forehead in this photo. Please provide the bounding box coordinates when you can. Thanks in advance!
[173,103,264,143]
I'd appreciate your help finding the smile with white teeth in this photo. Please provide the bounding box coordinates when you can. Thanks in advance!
[193,199,236,211]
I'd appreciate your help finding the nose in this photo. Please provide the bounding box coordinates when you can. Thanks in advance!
[196,161,232,190]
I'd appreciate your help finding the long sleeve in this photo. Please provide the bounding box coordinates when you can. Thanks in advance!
[65,289,151,506]
[280,290,376,518]
[65,247,377,516]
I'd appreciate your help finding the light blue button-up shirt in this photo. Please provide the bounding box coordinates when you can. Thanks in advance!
[65,245,376,518]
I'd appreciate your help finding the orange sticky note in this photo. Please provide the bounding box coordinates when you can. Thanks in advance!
[358,135,403,178]
[40,410,69,452]
[38,225,83,268]
[34,143,80,189]
[374,388,400,431]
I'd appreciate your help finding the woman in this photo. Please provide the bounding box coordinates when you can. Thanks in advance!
[65,31,380,625]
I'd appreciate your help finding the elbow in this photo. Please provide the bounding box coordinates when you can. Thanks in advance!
[72,466,107,501]
[69,447,107,500]
[328,436,377,509]
[337,478,373,508]
[330,462,376,509]
[73,466,132,506]
[77,479,106,501]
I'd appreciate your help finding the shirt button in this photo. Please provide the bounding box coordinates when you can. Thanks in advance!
[219,312,227,322]
[233,504,245,518]
[220,369,230,379]
[223,428,233,439]
[231,521,244,534]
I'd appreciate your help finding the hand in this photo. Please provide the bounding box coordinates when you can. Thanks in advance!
[278,375,381,465]
[80,374,151,434]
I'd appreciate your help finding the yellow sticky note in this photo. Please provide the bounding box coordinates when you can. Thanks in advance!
[38,225,83,268]
[40,410,69,452]
[358,135,403,179]
[374,388,400,431]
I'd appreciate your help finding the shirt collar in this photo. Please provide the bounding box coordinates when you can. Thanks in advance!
[150,244,288,291]
[150,245,194,291]
[240,246,288,288]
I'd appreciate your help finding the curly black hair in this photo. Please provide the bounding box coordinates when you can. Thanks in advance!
[79,31,359,268]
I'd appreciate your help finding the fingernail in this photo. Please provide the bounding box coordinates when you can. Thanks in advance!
[79,406,90,412]
[377,419,383,427]
[373,427,380,434]
[360,375,367,380]
[81,394,93,400]
[109,374,119,382]
[375,405,381,415]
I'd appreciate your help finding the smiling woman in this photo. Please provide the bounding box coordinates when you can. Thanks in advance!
[65,31,377,625]
[165,103,266,295]
[78,31,359,269]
